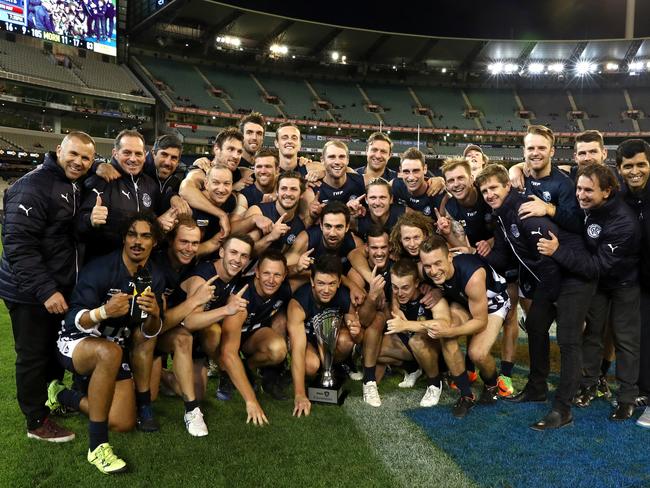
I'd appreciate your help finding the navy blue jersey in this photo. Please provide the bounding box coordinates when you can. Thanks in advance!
[306,226,356,273]
[356,165,397,182]
[192,194,237,241]
[399,296,433,322]
[524,165,582,233]
[318,172,366,204]
[391,178,444,218]
[293,282,352,336]
[152,247,194,309]
[241,278,292,336]
[257,202,305,251]
[279,164,308,178]
[355,204,406,241]
[188,260,242,310]
[441,254,508,315]
[239,184,266,208]
[442,191,493,246]
[60,251,165,346]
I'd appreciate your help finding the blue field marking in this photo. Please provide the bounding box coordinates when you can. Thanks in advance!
[406,399,650,488]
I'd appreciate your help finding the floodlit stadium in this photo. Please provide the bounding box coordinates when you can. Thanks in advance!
[0,0,649,486]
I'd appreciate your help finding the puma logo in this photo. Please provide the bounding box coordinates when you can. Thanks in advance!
[530,227,542,236]
[92,188,103,197]
[607,244,619,253]
[18,204,32,216]
[61,193,69,203]
[121,190,131,200]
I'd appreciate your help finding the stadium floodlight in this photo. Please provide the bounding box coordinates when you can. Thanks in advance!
[629,61,644,72]
[575,60,596,75]
[647,61,650,70]
[331,51,340,62]
[270,44,288,55]
[216,35,241,48]
[487,62,504,74]
[441,67,447,73]
[504,63,519,73]
[605,62,619,71]
[548,63,564,73]
[528,63,545,74]
[341,55,347,64]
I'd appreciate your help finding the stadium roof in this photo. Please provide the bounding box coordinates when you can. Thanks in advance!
[134,0,650,73]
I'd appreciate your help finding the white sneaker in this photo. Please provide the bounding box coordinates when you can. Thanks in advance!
[420,384,442,407]
[398,369,422,388]
[362,381,382,407]
[637,406,650,428]
[184,407,208,437]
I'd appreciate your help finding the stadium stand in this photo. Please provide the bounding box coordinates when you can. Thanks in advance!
[0,39,81,86]
[362,85,420,127]
[517,89,575,132]
[310,80,378,125]
[199,65,271,114]
[466,89,522,131]
[411,86,475,130]
[571,89,634,132]
[255,74,316,120]
[0,126,114,158]
[70,57,143,95]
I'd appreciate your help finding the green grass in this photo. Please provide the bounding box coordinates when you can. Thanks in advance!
[0,299,473,487]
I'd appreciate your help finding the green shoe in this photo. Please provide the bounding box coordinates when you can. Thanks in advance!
[45,380,66,414]
[87,443,127,475]
[497,375,514,398]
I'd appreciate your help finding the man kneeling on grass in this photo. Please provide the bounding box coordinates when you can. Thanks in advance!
[50,213,165,474]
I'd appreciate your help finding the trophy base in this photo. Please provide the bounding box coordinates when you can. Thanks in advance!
[308,384,347,405]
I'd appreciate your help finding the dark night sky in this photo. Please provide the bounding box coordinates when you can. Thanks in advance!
[228,0,648,40]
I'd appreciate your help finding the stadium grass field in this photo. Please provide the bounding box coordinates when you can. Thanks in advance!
[1,291,648,486]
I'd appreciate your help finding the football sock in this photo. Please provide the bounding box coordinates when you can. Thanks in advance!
[500,361,514,378]
[58,388,83,411]
[363,366,376,384]
[184,399,200,413]
[454,372,473,398]
[404,360,419,374]
[88,420,109,452]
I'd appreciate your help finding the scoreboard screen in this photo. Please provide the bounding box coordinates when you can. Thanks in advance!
[0,0,117,56]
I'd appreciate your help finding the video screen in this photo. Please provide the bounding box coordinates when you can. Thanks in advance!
[0,0,117,56]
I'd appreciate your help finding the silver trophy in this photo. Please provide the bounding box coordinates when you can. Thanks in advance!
[308,308,346,404]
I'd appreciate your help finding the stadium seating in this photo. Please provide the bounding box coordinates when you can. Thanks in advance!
[0,38,81,86]
[310,80,378,125]
[571,90,634,132]
[624,88,650,132]
[362,85,420,126]
[70,57,143,95]
[410,87,475,130]
[465,89,523,131]
[253,74,315,119]
[0,127,114,158]
[198,66,270,114]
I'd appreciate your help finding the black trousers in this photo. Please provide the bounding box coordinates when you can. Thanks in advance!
[524,279,597,413]
[6,300,65,430]
[638,286,650,396]
[581,285,640,404]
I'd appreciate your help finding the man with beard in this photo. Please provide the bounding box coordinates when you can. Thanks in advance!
[506,125,582,233]
[179,128,248,237]
[356,132,397,184]
[287,202,366,304]
[53,214,164,473]
[181,234,253,401]
[220,250,294,424]
[95,134,191,216]
[419,236,511,417]
[354,177,405,241]
[287,255,366,416]
[238,148,279,210]
[539,164,641,422]
[392,148,445,219]
[0,132,95,443]
[239,112,266,169]
[241,171,306,254]
[77,130,176,262]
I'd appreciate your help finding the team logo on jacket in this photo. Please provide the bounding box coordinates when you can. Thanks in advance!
[142,193,152,208]
[542,191,551,202]
[587,224,601,239]
[510,224,520,238]
[287,234,296,245]
[423,206,431,216]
